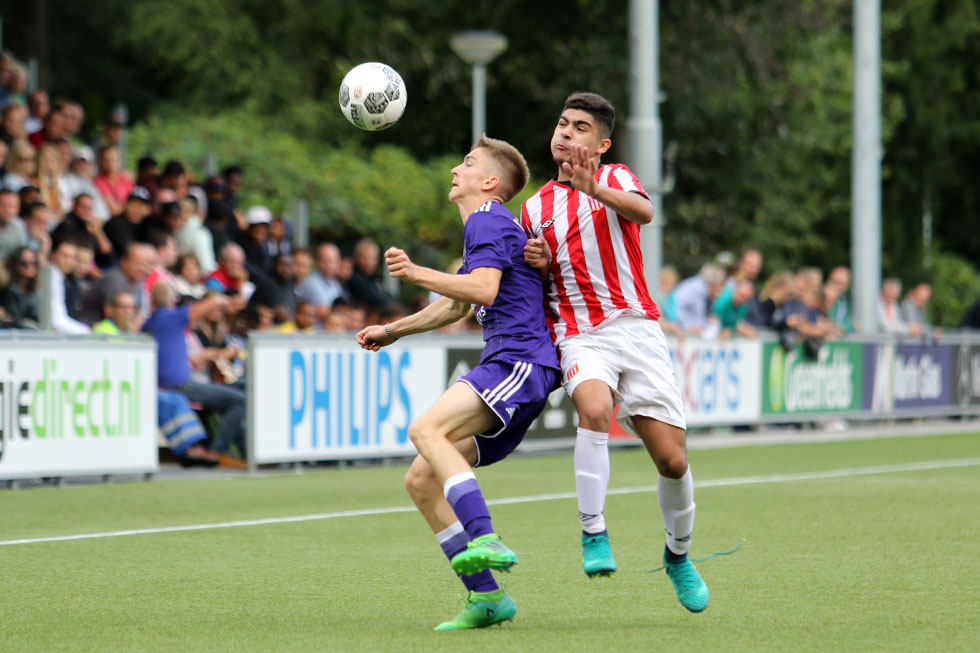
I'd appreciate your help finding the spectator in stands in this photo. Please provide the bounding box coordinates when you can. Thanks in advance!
[825,266,853,333]
[93,145,134,217]
[745,270,794,331]
[22,201,51,264]
[191,294,243,386]
[712,278,757,338]
[159,160,189,199]
[18,183,40,208]
[80,241,154,326]
[92,290,138,335]
[3,139,35,191]
[900,282,939,338]
[0,140,7,177]
[23,90,48,134]
[347,237,395,309]
[61,102,85,145]
[63,147,110,221]
[5,61,28,108]
[51,193,114,269]
[143,230,179,296]
[135,155,159,198]
[298,242,344,318]
[47,238,90,334]
[266,215,292,258]
[222,165,244,210]
[176,195,215,273]
[728,247,763,287]
[143,283,246,464]
[0,188,27,261]
[89,116,124,155]
[73,241,102,295]
[1,104,28,145]
[292,247,313,282]
[173,252,207,302]
[203,175,239,256]
[670,262,726,336]
[0,246,40,328]
[878,278,918,336]
[103,187,152,260]
[235,205,273,276]
[205,242,250,297]
[249,252,298,323]
[276,300,317,334]
[36,143,68,218]
[28,106,67,149]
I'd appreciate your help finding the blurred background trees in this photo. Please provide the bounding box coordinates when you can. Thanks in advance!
[2,0,978,308]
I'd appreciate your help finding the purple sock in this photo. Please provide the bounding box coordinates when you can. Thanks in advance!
[444,475,495,538]
[438,523,499,593]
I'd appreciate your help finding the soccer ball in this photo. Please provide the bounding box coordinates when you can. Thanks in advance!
[339,62,407,131]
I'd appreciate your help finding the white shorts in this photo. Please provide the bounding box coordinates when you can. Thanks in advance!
[558,316,686,434]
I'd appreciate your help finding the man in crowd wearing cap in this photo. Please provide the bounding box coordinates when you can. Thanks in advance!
[63,146,110,221]
[234,205,273,278]
[103,186,152,260]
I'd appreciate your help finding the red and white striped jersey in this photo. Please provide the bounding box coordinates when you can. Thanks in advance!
[521,163,660,345]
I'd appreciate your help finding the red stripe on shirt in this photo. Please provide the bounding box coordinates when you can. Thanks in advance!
[539,185,580,338]
[619,216,661,320]
[563,189,607,327]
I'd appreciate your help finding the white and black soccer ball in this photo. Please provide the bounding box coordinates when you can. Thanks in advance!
[338,62,407,131]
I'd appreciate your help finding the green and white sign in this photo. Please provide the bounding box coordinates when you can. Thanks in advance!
[0,339,157,480]
[763,342,863,416]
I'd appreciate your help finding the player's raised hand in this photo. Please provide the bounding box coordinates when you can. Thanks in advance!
[385,246,418,282]
[356,324,394,351]
[524,237,552,270]
[561,143,599,196]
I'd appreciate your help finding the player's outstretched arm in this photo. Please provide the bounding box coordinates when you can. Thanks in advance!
[386,247,501,306]
[356,296,469,351]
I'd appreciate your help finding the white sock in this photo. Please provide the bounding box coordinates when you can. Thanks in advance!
[574,427,610,534]
[658,467,695,555]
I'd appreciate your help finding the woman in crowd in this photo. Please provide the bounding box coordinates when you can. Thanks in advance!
[0,246,40,328]
[3,139,36,191]
[173,252,207,302]
[36,142,68,218]
[93,145,135,216]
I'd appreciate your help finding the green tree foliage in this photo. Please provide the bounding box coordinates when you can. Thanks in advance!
[4,0,977,286]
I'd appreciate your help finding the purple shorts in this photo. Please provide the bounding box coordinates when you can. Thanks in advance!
[458,359,560,467]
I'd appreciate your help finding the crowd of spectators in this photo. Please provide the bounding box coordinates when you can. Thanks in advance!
[0,50,440,467]
[658,248,954,352]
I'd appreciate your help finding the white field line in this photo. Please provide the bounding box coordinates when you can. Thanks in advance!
[2,457,979,547]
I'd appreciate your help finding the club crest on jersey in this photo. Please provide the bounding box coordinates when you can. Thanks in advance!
[587,196,604,212]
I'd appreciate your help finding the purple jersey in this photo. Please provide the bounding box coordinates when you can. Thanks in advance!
[460,200,560,372]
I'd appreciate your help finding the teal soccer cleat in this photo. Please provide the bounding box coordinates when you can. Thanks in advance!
[450,534,518,576]
[582,531,618,578]
[434,589,517,630]
[663,547,710,612]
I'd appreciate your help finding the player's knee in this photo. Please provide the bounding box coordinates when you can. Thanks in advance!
[657,451,689,479]
[406,421,431,450]
[578,403,613,430]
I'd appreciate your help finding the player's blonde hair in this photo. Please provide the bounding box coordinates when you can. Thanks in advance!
[472,134,529,203]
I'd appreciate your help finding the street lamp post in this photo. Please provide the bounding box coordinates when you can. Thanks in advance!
[450,30,508,144]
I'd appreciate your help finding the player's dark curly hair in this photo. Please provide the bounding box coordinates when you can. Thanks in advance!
[563,92,615,139]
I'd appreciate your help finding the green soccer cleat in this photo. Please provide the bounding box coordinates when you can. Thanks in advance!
[434,589,517,630]
[582,531,618,578]
[450,534,518,576]
[663,547,710,613]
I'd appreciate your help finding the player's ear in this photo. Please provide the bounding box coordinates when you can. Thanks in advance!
[483,174,501,192]
[596,138,612,156]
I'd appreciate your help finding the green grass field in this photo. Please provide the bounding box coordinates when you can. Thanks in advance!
[2,432,979,651]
